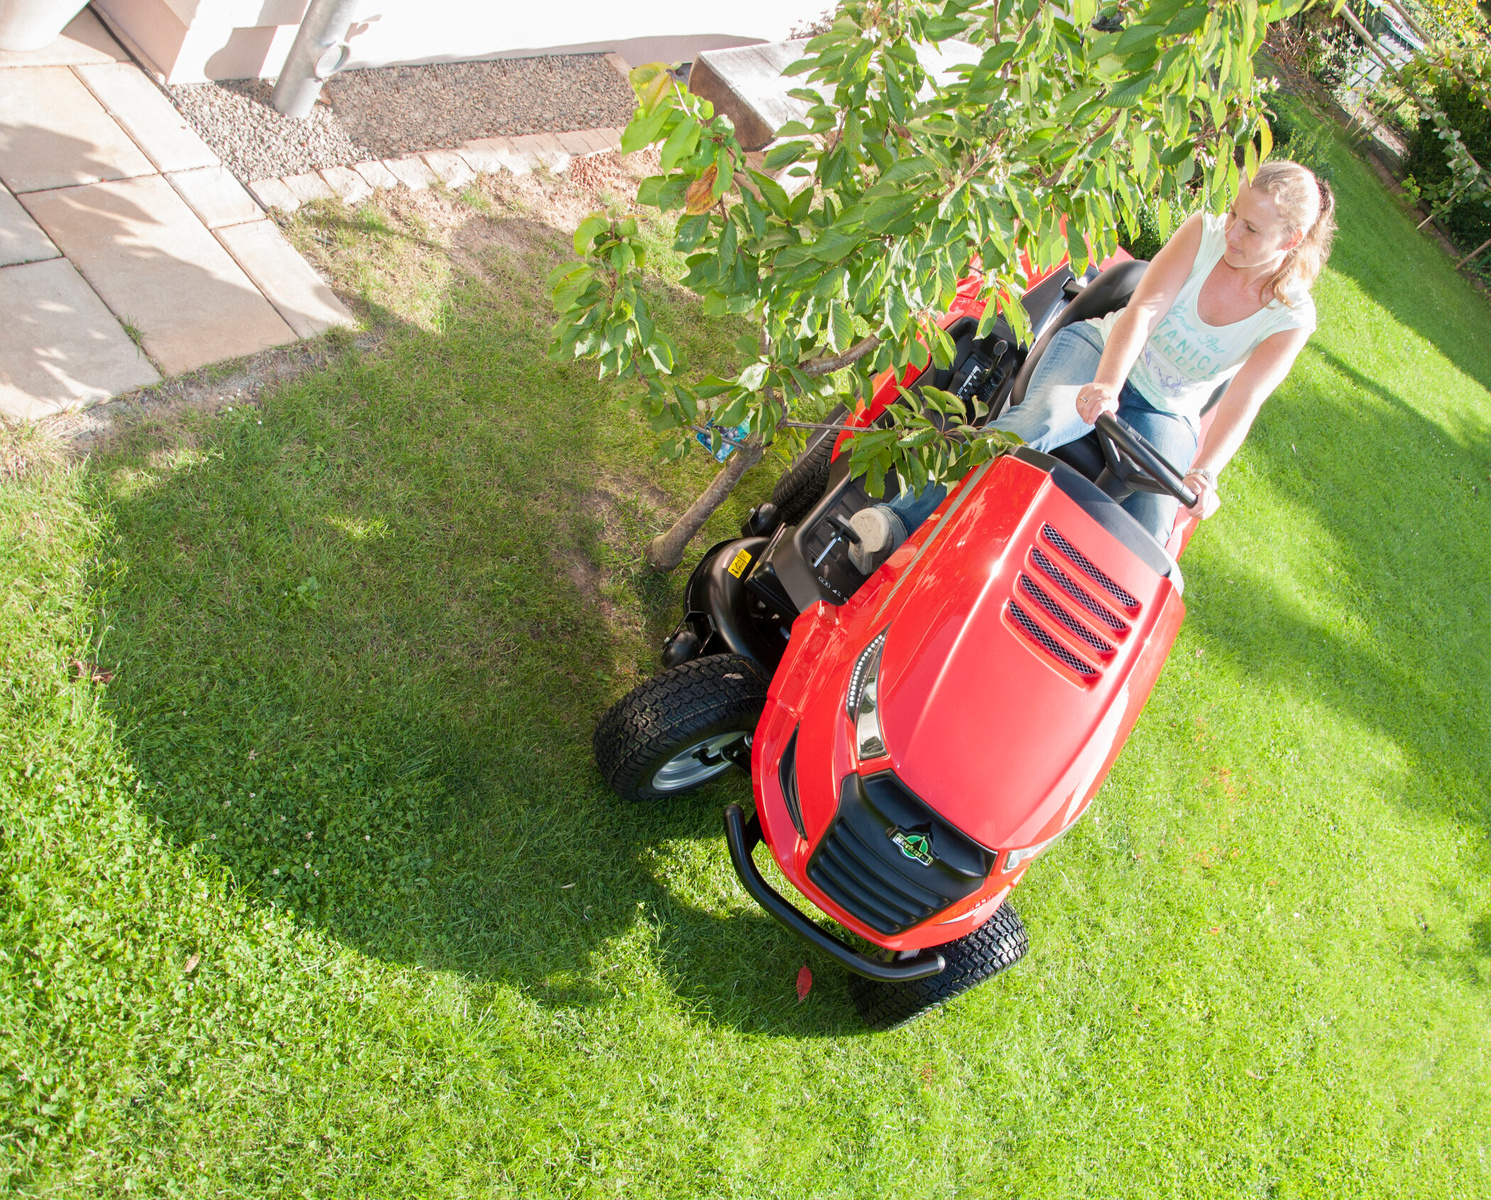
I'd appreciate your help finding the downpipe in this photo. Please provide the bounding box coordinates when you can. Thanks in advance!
[271,0,362,118]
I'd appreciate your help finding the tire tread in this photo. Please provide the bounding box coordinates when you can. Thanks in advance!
[593,655,768,800]
[848,902,1029,1030]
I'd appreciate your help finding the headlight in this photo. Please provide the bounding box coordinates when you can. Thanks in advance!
[1002,828,1067,873]
[846,628,890,761]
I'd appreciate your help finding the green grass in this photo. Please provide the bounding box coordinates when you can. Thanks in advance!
[3,124,1490,1196]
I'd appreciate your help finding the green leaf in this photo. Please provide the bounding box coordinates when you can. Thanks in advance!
[621,103,671,154]
[811,228,860,262]
[659,117,701,173]
[750,171,791,218]
[1115,23,1162,56]
[1104,70,1157,108]
[1164,4,1211,37]
[830,302,853,353]
[629,62,672,113]
[788,185,814,224]
[572,216,607,255]
[763,140,812,170]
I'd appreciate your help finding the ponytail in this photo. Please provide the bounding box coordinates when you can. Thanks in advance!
[1252,160,1335,306]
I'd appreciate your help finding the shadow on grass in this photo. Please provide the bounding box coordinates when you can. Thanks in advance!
[92,226,866,1037]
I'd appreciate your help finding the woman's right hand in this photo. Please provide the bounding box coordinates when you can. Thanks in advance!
[1074,381,1120,425]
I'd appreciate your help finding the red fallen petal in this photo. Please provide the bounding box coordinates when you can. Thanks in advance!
[796,965,813,1002]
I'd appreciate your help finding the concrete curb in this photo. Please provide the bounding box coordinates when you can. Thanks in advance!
[247,127,626,212]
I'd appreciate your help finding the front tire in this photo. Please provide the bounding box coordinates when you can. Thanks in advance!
[848,902,1029,1031]
[593,655,768,801]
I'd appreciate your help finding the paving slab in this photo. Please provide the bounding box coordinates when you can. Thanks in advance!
[283,171,334,204]
[73,62,219,173]
[1,183,58,265]
[422,150,475,188]
[247,177,297,213]
[0,257,158,421]
[167,165,261,228]
[0,9,126,70]
[352,160,398,190]
[215,220,355,341]
[459,138,530,176]
[510,133,570,173]
[320,165,371,204]
[556,129,604,156]
[21,174,296,376]
[384,156,435,190]
[0,65,154,192]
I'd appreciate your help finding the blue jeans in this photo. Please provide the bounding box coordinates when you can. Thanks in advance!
[887,323,1198,541]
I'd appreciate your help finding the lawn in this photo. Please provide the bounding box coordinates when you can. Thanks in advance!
[2,112,1489,1196]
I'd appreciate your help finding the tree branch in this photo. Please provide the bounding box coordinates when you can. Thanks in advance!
[798,335,881,377]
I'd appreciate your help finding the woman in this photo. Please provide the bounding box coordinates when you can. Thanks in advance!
[850,160,1336,571]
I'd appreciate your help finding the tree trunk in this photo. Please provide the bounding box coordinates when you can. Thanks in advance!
[646,435,764,571]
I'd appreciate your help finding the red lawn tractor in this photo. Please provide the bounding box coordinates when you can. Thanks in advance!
[594,253,1221,1028]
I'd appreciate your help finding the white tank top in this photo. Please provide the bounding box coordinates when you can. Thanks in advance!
[1090,213,1316,423]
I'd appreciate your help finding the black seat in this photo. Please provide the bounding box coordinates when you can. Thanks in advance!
[1004,259,1150,412]
[1001,259,1227,487]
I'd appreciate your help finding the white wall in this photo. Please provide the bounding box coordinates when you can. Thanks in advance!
[345,1,818,68]
[93,0,822,82]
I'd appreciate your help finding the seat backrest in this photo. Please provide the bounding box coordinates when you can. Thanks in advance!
[1007,259,1150,409]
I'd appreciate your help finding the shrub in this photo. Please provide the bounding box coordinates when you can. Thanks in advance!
[1403,78,1491,251]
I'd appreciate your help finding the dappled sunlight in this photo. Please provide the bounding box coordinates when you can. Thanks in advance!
[324,512,390,541]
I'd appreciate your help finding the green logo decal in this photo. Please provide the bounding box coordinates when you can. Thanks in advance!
[889,828,934,867]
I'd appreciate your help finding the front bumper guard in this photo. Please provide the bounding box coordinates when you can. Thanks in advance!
[723,804,947,982]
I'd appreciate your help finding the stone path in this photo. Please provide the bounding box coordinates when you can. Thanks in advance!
[0,10,353,422]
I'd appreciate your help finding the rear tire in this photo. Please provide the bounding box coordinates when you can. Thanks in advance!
[769,435,836,527]
[593,655,768,801]
[848,902,1028,1031]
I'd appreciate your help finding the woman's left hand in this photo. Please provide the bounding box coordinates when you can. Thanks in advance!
[1183,471,1221,520]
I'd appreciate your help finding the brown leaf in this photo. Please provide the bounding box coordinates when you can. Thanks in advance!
[685,165,719,215]
[184,954,200,974]
[71,659,114,684]
[795,964,813,1002]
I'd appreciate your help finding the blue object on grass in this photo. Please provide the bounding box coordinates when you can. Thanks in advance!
[696,421,751,462]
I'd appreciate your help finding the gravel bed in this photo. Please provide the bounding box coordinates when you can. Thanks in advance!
[170,78,373,183]
[326,56,636,158]
[170,55,635,184]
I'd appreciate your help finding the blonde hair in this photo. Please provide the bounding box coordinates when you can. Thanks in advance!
[1250,159,1335,306]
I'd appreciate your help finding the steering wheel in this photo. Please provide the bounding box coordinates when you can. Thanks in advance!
[1094,413,1199,509]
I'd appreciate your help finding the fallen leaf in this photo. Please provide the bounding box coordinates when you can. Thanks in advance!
[795,965,813,1002]
[685,165,719,215]
[70,659,114,684]
[1245,1068,1263,1081]
[184,954,200,974]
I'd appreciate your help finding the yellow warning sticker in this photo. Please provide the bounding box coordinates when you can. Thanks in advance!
[727,548,752,578]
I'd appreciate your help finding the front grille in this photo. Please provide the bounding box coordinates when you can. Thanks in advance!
[807,772,996,935]
[1042,523,1139,611]
[1007,600,1099,679]
[1031,545,1129,635]
[1018,573,1115,656]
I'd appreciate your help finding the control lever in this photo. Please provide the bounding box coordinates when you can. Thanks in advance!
[827,513,861,544]
[812,512,863,569]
